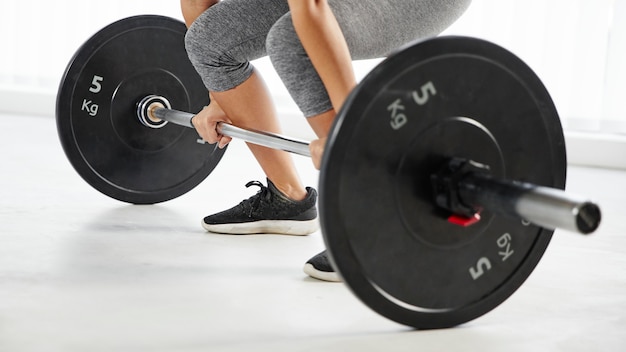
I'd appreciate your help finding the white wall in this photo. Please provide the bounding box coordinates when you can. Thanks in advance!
[439,0,626,169]
[441,0,625,134]
[1,0,625,168]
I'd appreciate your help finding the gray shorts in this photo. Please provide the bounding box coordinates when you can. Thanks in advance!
[185,0,471,117]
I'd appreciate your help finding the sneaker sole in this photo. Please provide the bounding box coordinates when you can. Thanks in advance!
[303,263,342,282]
[202,219,319,236]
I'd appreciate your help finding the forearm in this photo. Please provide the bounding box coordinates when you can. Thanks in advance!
[180,0,219,27]
[288,0,356,112]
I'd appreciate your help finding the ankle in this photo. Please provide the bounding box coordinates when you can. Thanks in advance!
[274,182,308,201]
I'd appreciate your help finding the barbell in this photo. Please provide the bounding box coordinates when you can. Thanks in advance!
[56,15,601,329]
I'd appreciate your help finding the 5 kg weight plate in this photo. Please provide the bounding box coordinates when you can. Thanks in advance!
[319,36,566,329]
[56,15,224,204]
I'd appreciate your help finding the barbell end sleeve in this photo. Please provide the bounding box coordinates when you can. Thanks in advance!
[458,174,602,235]
[137,95,195,129]
[513,186,601,235]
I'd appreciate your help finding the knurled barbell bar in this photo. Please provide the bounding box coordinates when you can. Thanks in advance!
[56,15,602,330]
[136,94,600,235]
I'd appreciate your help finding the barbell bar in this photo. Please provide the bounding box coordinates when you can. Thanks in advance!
[137,95,600,235]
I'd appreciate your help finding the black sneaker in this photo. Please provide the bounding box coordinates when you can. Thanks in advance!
[303,250,341,282]
[202,179,318,235]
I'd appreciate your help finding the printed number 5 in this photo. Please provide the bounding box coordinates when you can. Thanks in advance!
[413,81,436,106]
[89,75,103,94]
[469,257,492,280]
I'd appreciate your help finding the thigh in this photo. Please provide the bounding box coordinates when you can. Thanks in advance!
[329,0,472,59]
[189,0,290,62]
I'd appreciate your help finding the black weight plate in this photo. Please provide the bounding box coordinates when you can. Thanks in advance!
[320,36,566,329]
[56,15,224,204]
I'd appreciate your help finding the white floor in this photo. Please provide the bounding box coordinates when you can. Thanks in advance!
[1,113,625,352]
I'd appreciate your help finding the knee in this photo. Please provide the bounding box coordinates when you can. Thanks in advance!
[184,10,221,70]
[266,14,304,63]
[183,7,253,91]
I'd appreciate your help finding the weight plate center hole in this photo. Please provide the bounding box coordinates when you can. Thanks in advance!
[395,117,505,249]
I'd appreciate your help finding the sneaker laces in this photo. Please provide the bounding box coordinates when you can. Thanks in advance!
[241,180,272,217]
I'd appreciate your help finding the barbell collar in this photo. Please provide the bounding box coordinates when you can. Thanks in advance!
[458,173,601,235]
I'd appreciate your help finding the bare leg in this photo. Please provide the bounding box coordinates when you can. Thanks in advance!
[211,70,308,201]
[306,109,336,139]
[304,109,334,169]
[182,0,305,200]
